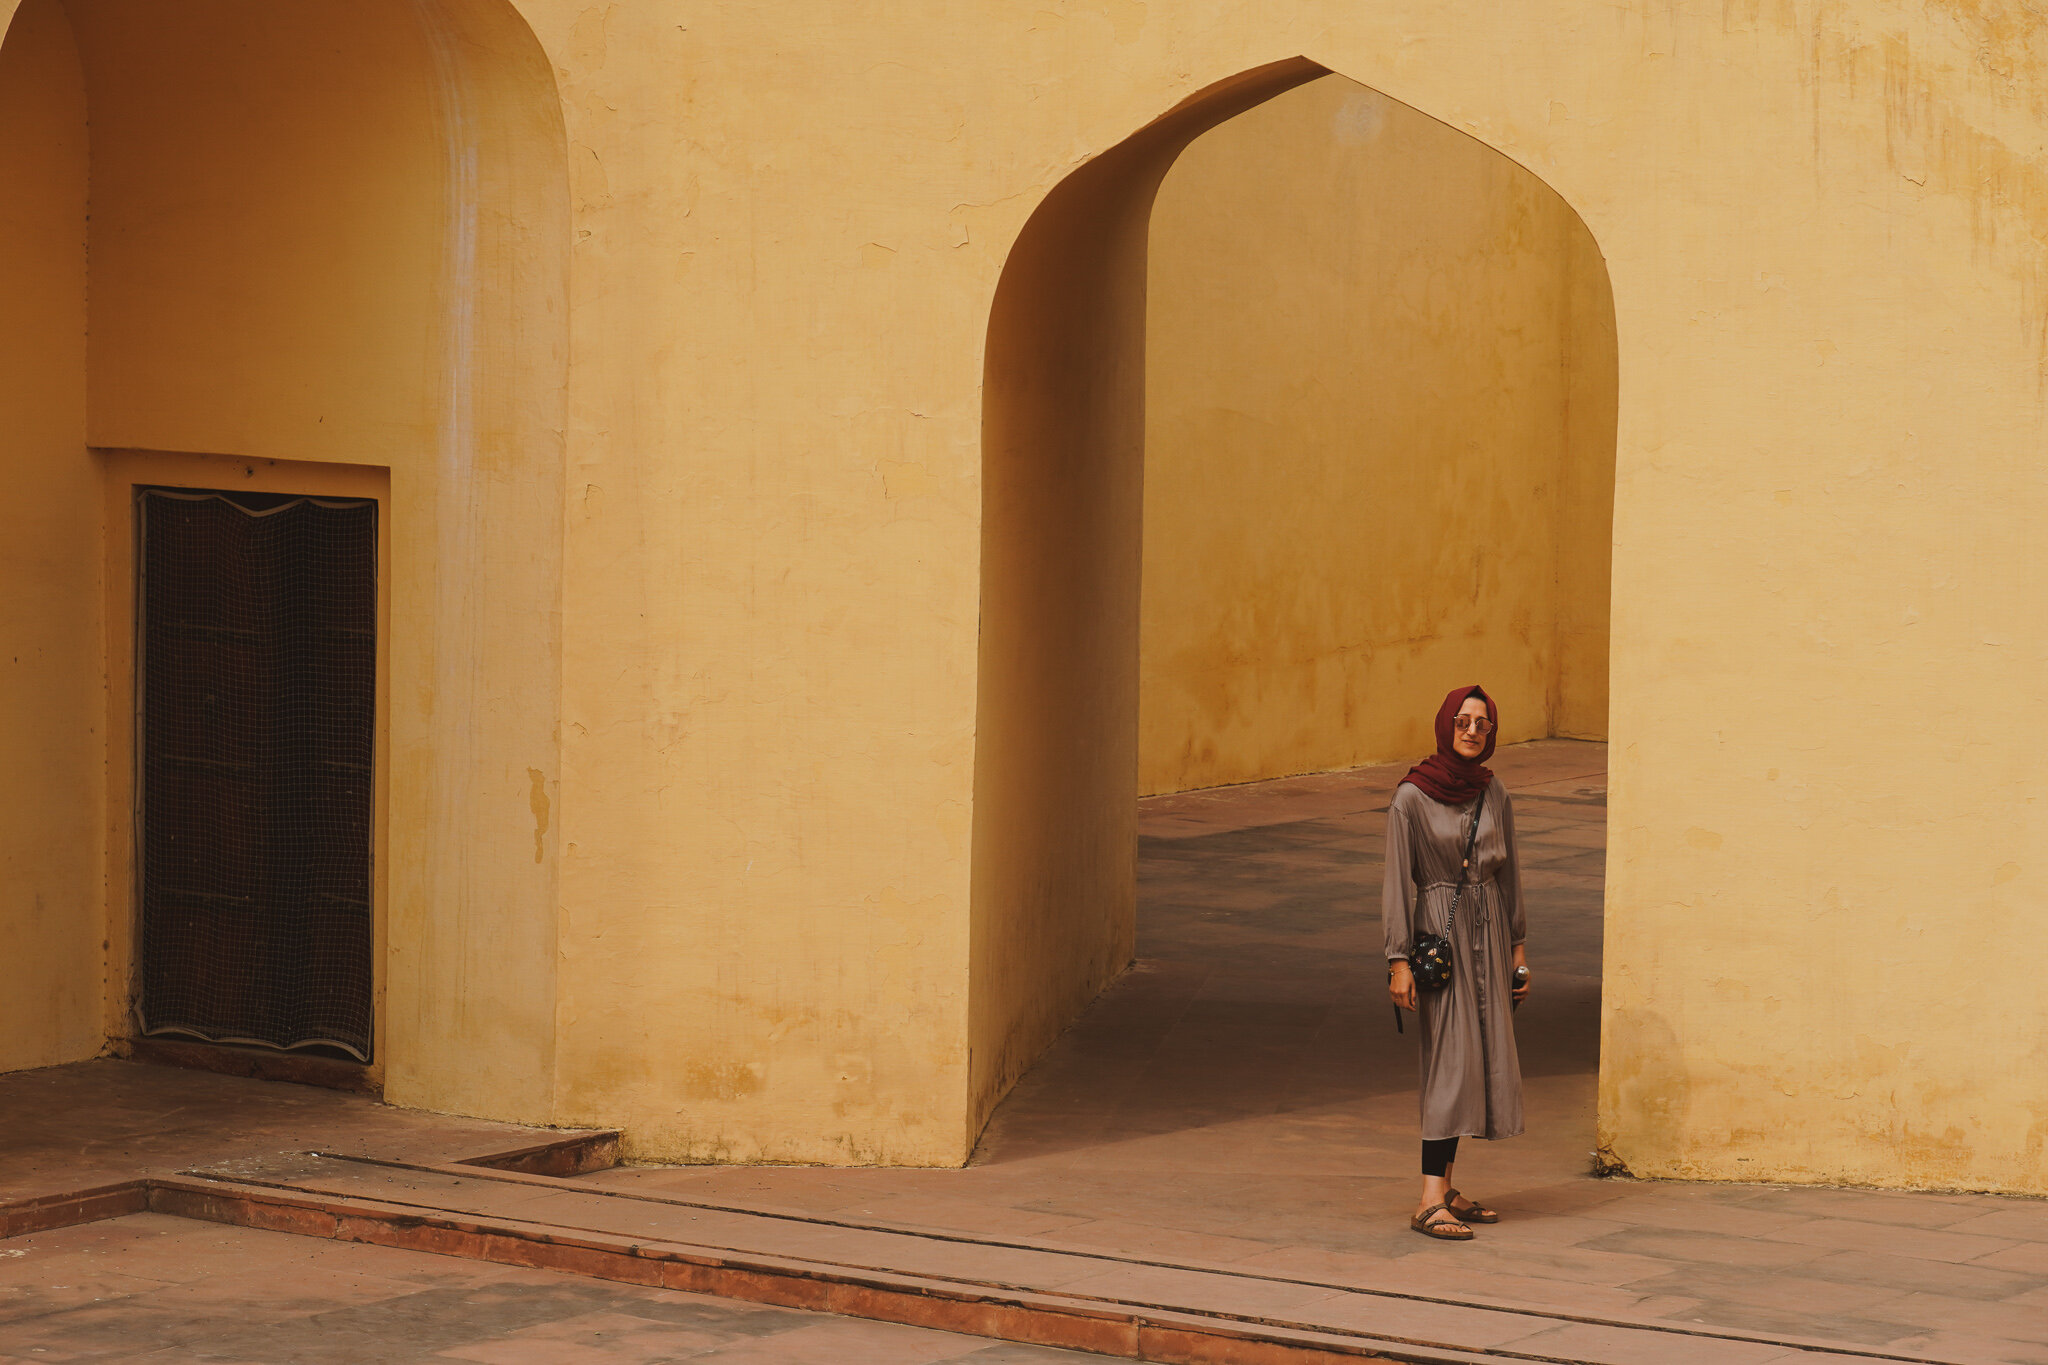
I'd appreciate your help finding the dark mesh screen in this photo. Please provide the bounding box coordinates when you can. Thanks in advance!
[136,488,377,1060]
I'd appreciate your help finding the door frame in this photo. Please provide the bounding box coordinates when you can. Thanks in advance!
[100,449,391,1087]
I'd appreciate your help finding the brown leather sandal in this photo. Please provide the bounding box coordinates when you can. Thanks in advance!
[1410,1204,1473,1240]
[1446,1188,1499,1224]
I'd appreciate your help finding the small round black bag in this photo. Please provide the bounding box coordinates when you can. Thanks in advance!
[1408,929,1455,991]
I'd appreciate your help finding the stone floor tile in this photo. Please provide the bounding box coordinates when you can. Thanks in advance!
[1409,1239,1693,1292]
[1870,1292,2048,1342]
[841,1235,1092,1288]
[1944,1209,2048,1242]
[1619,1263,1911,1319]
[1883,1330,2048,1365]
[1579,1225,1833,1269]
[1285,1291,1561,1349]
[839,1196,1092,1240]
[1268,1248,1702,1320]
[1800,1248,2047,1301]
[1438,1212,1631,1250]
[1495,1320,1809,1364]
[1729,1186,2011,1229]
[1491,1180,1638,1217]
[0,1218,240,1290]
[433,1309,725,1362]
[1225,1243,1409,1285]
[1574,1195,1816,1239]
[0,1296,237,1360]
[1034,1220,1274,1263]
[0,1274,176,1327]
[1039,1263,1345,1317]
[1762,1219,2020,1264]
[1652,1298,1918,1347]
[952,1345,1137,1363]
[0,1064,596,1214]
[124,1267,430,1325]
[683,1317,1000,1364]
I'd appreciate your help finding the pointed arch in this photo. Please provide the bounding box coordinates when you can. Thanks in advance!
[970,58,1617,1139]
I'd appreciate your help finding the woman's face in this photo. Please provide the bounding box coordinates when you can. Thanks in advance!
[1451,696,1491,758]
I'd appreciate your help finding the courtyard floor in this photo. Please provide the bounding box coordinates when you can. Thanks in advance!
[0,1215,1113,1364]
[4,741,2046,1363]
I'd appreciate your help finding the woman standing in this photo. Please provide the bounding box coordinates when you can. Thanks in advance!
[1384,684,1531,1240]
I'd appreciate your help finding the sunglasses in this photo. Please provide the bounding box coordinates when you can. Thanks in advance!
[1452,716,1494,736]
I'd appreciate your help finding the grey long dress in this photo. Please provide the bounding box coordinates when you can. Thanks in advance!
[1382,777,1526,1142]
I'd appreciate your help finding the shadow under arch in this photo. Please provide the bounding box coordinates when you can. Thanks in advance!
[0,0,571,1119]
[971,57,1617,1141]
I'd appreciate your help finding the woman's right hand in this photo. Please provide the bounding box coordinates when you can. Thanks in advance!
[1388,959,1417,1012]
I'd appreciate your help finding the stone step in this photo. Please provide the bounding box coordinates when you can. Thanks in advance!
[147,1154,1922,1365]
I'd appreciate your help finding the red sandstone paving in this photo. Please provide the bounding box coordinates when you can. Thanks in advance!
[1948,1209,2048,1241]
[0,1216,1118,1363]
[1878,1292,2048,1341]
[1892,1335,2048,1365]
[1985,1245,2048,1276]
[0,1063,588,1211]
[1034,1263,1345,1317]
[1493,1320,1810,1365]
[1760,1219,2025,1264]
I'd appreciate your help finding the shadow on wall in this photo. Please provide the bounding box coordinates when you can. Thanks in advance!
[970,58,1617,1148]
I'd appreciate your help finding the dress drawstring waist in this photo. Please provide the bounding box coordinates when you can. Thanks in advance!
[1419,876,1497,893]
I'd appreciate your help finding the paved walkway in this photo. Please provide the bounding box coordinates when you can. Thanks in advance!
[0,1060,609,1213]
[0,1214,1114,1363]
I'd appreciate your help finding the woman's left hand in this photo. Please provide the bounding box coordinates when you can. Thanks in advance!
[1512,943,1530,1003]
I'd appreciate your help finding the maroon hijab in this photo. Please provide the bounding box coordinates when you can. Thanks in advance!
[1399,684,1497,805]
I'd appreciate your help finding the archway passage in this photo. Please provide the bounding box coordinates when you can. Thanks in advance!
[978,741,1607,1183]
[970,66,1616,1145]
[566,744,1611,1293]
[636,60,1616,1258]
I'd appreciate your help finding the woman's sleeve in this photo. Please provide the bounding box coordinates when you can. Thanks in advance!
[1499,782,1527,946]
[1383,788,1417,961]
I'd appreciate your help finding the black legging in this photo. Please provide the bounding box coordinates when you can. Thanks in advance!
[1422,1136,1460,1177]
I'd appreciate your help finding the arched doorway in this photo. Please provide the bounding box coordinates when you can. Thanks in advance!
[970,62,1616,1161]
[0,0,568,1119]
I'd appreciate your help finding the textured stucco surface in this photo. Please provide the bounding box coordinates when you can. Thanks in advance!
[0,0,568,1120]
[0,0,98,1075]
[1139,75,1614,795]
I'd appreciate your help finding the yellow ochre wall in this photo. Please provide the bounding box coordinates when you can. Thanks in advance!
[2,0,2045,1192]
[969,63,1319,1145]
[528,1,2048,1186]
[77,0,569,1122]
[1553,242,1618,743]
[1138,76,1615,796]
[0,0,568,1119]
[0,0,98,1073]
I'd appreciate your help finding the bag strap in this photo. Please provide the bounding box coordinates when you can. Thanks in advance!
[1441,786,1488,938]
[1393,784,1489,1033]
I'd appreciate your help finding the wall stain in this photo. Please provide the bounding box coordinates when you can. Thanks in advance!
[527,767,550,863]
[1781,1,2048,392]
[683,1059,765,1101]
